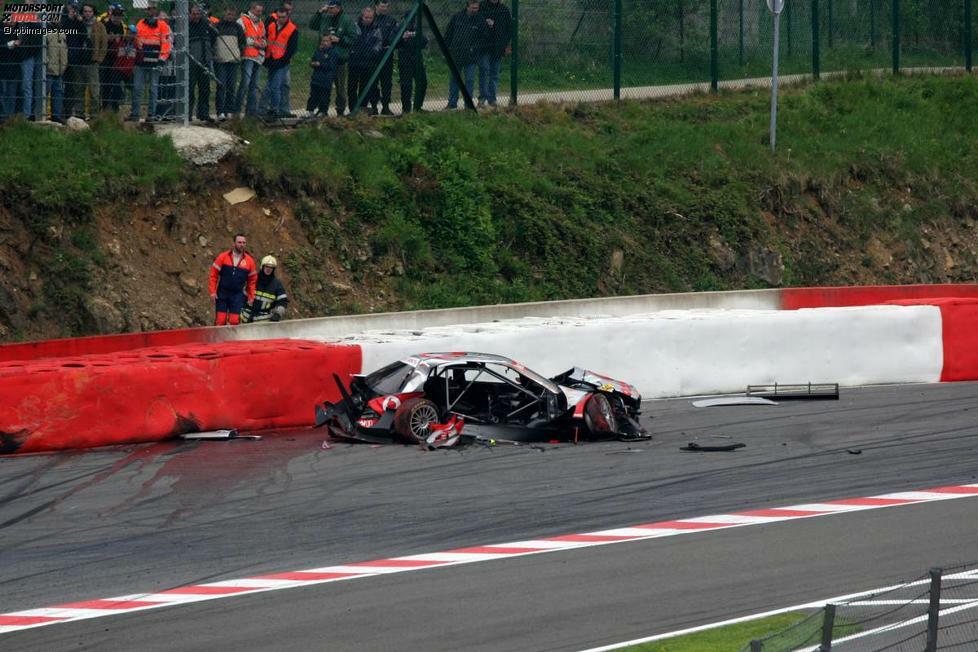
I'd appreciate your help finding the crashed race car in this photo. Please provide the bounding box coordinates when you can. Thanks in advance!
[314,352,649,448]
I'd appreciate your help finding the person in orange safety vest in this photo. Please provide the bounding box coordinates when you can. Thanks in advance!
[208,233,258,326]
[236,2,266,116]
[261,11,297,117]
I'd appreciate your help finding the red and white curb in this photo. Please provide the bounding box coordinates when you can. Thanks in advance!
[3,483,978,635]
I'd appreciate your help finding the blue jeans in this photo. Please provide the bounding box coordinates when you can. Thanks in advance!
[478,54,502,105]
[46,76,64,121]
[0,80,16,118]
[236,59,261,116]
[214,62,238,115]
[19,56,35,116]
[447,62,476,109]
[262,66,289,115]
[131,66,161,118]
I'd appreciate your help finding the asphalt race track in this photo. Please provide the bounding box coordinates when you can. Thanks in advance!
[3,382,978,651]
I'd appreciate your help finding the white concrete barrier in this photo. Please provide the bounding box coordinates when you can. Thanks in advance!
[347,306,943,398]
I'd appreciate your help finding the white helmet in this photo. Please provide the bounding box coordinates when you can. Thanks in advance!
[261,255,277,268]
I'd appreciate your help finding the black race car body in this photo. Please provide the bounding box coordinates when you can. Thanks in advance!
[315,352,649,447]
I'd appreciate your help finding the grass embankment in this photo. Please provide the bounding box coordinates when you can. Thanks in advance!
[238,73,978,312]
[623,612,809,651]
[3,74,978,339]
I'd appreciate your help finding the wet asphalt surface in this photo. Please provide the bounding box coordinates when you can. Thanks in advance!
[3,382,978,650]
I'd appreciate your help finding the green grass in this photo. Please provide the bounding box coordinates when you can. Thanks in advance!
[237,73,978,312]
[621,612,813,651]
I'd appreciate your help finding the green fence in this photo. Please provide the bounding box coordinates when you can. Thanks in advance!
[283,0,975,113]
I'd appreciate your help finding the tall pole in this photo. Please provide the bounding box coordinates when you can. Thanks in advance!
[613,0,622,99]
[176,0,189,124]
[892,0,900,74]
[510,0,519,105]
[966,0,973,73]
[771,7,781,153]
[739,0,745,66]
[710,0,718,92]
[870,0,877,49]
[812,0,821,80]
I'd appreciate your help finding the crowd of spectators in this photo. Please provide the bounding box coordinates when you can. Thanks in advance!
[0,0,512,122]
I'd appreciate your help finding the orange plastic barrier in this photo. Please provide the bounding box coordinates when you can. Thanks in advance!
[0,339,362,454]
[885,298,978,383]
[0,326,227,363]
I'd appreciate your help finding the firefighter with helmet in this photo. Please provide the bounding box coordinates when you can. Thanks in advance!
[244,255,289,322]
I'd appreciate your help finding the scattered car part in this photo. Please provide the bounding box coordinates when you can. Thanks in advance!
[692,397,779,408]
[681,442,746,452]
[746,383,840,400]
[180,429,262,441]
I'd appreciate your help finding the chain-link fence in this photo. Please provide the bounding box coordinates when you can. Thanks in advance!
[744,561,978,651]
[0,0,974,123]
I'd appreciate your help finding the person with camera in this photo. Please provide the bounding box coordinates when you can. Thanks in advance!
[308,0,355,116]
[396,7,427,113]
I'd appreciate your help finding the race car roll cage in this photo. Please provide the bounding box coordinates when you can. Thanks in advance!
[430,363,560,426]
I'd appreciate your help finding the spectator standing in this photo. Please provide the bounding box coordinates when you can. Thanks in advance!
[243,256,289,322]
[348,6,383,115]
[129,2,171,121]
[44,28,68,121]
[61,2,86,118]
[11,8,41,119]
[208,234,258,326]
[213,5,244,120]
[112,26,138,108]
[236,2,265,117]
[372,0,397,115]
[444,0,485,110]
[308,0,355,116]
[261,10,297,118]
[478,0,510,107]
[80,4,108,117]
[306,33,337,115]
[265,2,293,113]
[396,7,427,114]
[188,4,215,122]
[101,5,126,112]
[0,22,18,120]
[155,9,177,119]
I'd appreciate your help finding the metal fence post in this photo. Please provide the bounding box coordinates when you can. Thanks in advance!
[175,0,189,124]
[966,0,973,72]
[710,0,718,91]
[870,0,877,48]
[925,568,942,652]
[739,0,745,66]
[812,0,821,80]
[509,0,519,105]
[750,640,762,651]
[892,0,900,73]
[612,0,622,100]
[826,0,833,48]
[786,1,793,58]
[819,604,836,651]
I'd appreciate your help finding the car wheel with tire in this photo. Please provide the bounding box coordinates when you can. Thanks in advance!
[393,398,441,443]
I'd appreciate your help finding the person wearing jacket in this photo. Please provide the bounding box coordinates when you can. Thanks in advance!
[128,2,171,121]
[80,4,108,116]
[308,0,355,116]
[243,256,288,322]
[208,234,258,326]
[444,0,485,110]
[213,6,244,120]
[188,4,215,121]
[10,10,41,118]
[348,6,383,115]
[261,10,297,118]
[262,2,293,114]
[396,8,427,113]
[44,30,68,121]
[478,0,510,107]
[372,0,397,115]
[61,3,86,118]
[307,33,338,115]
[0,21,18,120]
[236,2,265,117]
[101,6,126,112]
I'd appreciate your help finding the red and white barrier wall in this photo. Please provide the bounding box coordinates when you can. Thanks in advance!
[2,285,978,454]
[0,340,360,455]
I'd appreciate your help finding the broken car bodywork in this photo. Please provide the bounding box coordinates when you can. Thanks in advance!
[314,353,649,447]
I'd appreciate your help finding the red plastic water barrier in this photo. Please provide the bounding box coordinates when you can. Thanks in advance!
[0,326,229,364]
[0,339,363,454]
[781,284,978,310]
[885,298,978,383]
